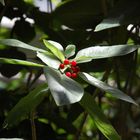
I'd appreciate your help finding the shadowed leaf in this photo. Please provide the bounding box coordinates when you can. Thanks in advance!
[3,84,48,128]
[95,0,140,31]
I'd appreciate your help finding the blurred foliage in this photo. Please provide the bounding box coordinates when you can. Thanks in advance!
[0,0,140,140]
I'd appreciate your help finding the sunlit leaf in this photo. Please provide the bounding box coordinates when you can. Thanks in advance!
[37,52,61,69]
[44,66,84,106]
[0,39,46,53]
[75,45,140,61]
[0,58,44,67]
[48,40,64,51]
[43,40,65,62]
[74,56,93,63]
[95,20,120,32]
[79,72,138,105]
[65,44,76,58]
[80,93,121,140]
[3,84,48,128]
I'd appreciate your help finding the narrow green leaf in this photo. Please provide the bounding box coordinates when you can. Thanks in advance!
[44,66,84,106]
[0,58,44,67]
[64,44,76,58]
[95,0,140,31]
[37,52,61,69]
[79,72,138,105]
[74,56,93,63]
[0,0,4,5]
[43,40,65,62]
[95,19,120,32]
[80,93,121,140]
[3,84,48,128]
[0,39,46,53]
[75,45,140,61]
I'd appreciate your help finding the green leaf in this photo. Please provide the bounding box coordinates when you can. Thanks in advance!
[80,93,121,140]
[43,40,65,62]
[74,56,93,64]
[48,40,64,52]
[79,72,138,105]
[37,52,61,69]
[53,0,102,29]
[44,66,84,106]
[0,0,4,5]
[95,0,140,31]
[75,45,140,61]
[0,39,46,53]
[3,84,48,128]
[95,20,120,32]
[64,44,76,58]
[0,58,44,67]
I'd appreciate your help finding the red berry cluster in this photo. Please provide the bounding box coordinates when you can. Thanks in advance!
[59,59,80,78]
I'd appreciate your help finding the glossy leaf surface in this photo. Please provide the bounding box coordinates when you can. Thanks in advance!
[79,72,137,105]
[75,45,140,62]
[65,44,76,58]
[0,39,46,53]
[0,58,44,67]
[43,40,65,62]
[44,66,84,106]
[37,52,61,69]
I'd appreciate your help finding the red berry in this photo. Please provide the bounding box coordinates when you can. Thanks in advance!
[59,63,65,69]
[75,66,80,73]
[71,66,76,72]
[71,60,77,66]
[64,59,70,65]
[71,66,80,73]
[71,73,77,78]
[65,72,71,77]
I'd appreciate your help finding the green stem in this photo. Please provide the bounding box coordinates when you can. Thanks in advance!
[93,66,112,98]
[74,112,88,140]
[27,70,33,90]
[29,69,43,88]
[75,67,112,139]
[30,111,37,140]
[114,59,122,90]
[127,51,137,92]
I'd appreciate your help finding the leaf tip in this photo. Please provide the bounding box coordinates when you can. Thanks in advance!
[2,120,8,129]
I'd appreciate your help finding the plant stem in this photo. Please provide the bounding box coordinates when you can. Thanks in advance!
[128,51,137,92]
[74,112,88,140]
[30,111,37,140]
[93,66,112,98]
[29,69,43,88]
[75,67,112,140]
[101,0,107,16]
[114,59,121,89]
[27,71,33,90]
